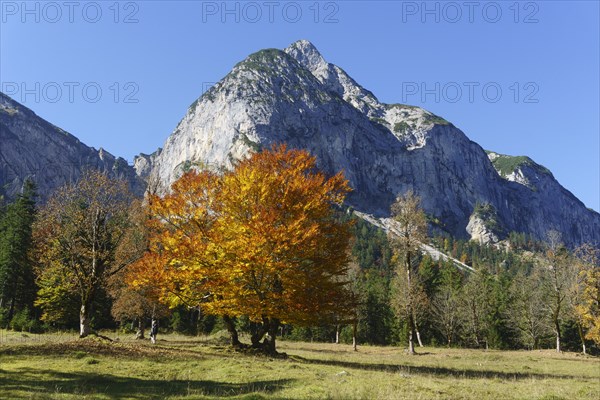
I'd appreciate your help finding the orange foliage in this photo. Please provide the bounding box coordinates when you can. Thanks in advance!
[128,145,353,326]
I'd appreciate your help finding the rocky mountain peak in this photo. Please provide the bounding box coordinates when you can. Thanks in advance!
[284,40,382,118]
[4,40,597,249]
[284,39,328,75]
[286,39,322,56]
[487,151,554,191]
[129,40,600,248]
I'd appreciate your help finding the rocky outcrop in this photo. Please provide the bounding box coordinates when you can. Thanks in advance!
[466,203,504,245]
[0,92,145,202]
[467,215,500,245]
[133,150,160,182]
[139,39,599,248]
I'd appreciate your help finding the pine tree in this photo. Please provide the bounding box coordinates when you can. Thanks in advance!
[0,179,37,326]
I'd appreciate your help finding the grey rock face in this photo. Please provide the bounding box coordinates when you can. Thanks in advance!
[467,215,500,245]
[133,150,161,182]
[0,92,145,202]
[137,40,597,248]
[141,40,599,248]
[466,203,504,245]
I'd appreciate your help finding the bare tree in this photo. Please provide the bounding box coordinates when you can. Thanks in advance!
[432,285,462,347]
[388,190,427,354]
[541,230,571,352]
[508,271,551,350]
[333,258,362,351]
[459,269,496,349]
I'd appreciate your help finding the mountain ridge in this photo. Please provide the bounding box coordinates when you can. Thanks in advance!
[0,92,145,201]
[0,40,596,248]
[139,39,599,248]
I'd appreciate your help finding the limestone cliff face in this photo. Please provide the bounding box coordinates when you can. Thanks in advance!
[0,92,144,201]
[131,40,597,248]
[486,151,599,247]
[466,203,504,245]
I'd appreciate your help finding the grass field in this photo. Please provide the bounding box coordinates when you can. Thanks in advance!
[0,330,598,399]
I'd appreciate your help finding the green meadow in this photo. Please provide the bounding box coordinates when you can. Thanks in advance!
[0,330,598,400]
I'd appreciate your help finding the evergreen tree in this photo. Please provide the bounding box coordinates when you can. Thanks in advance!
[0,179,37,326]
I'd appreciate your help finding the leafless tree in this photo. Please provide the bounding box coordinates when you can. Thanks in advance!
[388,190,428,354]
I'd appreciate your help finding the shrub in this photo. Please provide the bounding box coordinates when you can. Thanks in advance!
[8,308,44,333]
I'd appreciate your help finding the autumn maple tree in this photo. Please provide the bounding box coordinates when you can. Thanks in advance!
[34,171,144,337]
[128,145,353,353]
[573,244,600,347]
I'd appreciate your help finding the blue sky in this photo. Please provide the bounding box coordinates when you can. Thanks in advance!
[1,0,598,211]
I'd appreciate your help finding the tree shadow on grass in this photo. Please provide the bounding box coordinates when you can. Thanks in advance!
[290,355,588,381]
[286,347,359,356]
[0,367,294,399]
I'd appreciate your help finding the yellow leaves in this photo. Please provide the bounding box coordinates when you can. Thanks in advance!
[130,144,353,325]
[570,245,600,345]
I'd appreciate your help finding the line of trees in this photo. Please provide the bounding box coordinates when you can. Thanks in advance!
[292,195,599,355]
[380,193,600,354]
[0,146,357,355]
[0,156,598,356]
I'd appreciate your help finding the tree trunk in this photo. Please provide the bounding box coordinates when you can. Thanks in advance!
[406,260,416,355]
[554,319,561,352]
[135,318,145,339]
[577,322,587,355]
[250,317,280,354]
[7,296,15,322]
[250,323,267,348]
[150,318,158,344]
[222,315,241,347]
[415,322,423,347]
[335,324,340,344]
[471,301,480,347]
[407,312,416,355]
[193,308,200,335]
[79,302,91,338]
[263,318,279,355]
[552,270,562,353]
[352,320,357,352]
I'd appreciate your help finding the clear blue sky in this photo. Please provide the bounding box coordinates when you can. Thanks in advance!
[1,1,598,211]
